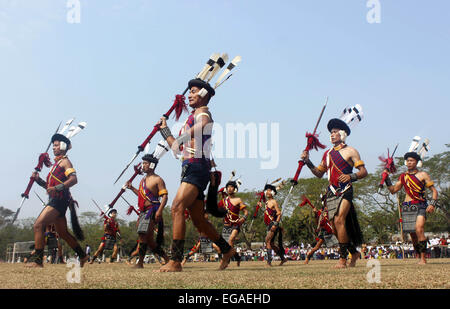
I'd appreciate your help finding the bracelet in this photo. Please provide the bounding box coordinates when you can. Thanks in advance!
[305,159,315,170]
[350,173,358,182]
[430,199,437,207]
[36,178,47,188]
[160,127,173,140]
[55,183,65,191]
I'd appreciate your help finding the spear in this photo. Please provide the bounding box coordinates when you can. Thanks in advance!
[280,98,328,220]
[110,163,143,209]
[11,122,62,225]
[120,196,139,216]
[113,54,224,184]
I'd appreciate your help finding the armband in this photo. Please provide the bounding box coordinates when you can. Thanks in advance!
[64,168,76,177]
[305,159,315,170]
[425,181,434,188]
[243,214,248,221]
[354,160,365,168]
[160,127,173,140]
[158,189,168,196]
[36,178,47,188]
[317,165,327,173]
[175,132,191,146]
[273,221,279,227]
[55,183,65,191]
[350,173,358,182]
[430,199,437,207]
[385,176,393,187]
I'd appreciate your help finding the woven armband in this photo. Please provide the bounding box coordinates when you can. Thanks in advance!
[350,173,358,182]
[55,183,65,192]
[305,159,315,170]
[160,127,173,140]
[158,189,168,196]
[385,176,393,187]
[64,168,76,177]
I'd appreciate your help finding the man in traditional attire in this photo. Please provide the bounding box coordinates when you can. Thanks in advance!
[301,115,367,268]
[218,180,248,266]
[158,78,235,272]
[383,152,438,264]
[125,153,169,268]
[257,184,286,266]
[28,134,87,267]
[90,209,120,264]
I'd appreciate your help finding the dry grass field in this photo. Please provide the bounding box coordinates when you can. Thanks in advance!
[1,259,449,289]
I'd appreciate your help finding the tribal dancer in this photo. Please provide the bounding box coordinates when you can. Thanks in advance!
[301,109,367,268]
[181,210,220,265]
[158,77,235,272]
[218,180,248,266]
[27,134,87,267]
[258,184,286,266]
[299,197,335,264]
[45,224,65,264]
[90,209,121,264]
[383,152,438,265]
[126,153,170,268]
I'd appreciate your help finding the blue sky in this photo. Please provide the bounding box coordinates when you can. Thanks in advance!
[1,0,448,221]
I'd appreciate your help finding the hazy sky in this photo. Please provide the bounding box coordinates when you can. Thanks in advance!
[1,0,448,221]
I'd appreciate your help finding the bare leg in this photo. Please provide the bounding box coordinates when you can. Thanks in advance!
[415,216,427,265]
[157,183,199,272]
[305,239,324,264]
[54,217,88,267]
[26,206,60,268]
[333,200,352,269]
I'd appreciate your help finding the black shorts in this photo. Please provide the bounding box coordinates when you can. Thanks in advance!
[181,162,210,200]
[48,198,70,217]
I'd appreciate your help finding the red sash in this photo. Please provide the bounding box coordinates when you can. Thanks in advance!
[400,173,426,202]
[224,197,241,225]
[137,178,161,212]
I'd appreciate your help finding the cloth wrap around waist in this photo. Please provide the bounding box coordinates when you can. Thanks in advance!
[137,206,159,234]
[324,187,363,247]
[103,234,116,250]
[401,201,427,233]
[199,236,214,254]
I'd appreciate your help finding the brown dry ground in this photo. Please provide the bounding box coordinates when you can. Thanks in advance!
[0,259,449,289]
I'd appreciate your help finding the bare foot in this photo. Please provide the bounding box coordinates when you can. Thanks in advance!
[304,258,310,265]
[237,260,241,267]
[89,258,96,265]
[266,262,273,267]
[156,260,182,272]
[333,259,347,269]
[133,263,144,269]
[418,259,427,265]
[181,258,187,266]
[80,256,89,268]
[25,262,43,268]
[348,252,361,267]
[219,248,236,270]
[279,258,287,266]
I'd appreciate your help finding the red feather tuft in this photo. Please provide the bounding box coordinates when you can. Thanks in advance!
[305,133,326,151]
[126,206,136,216]
[174,95,188,121]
